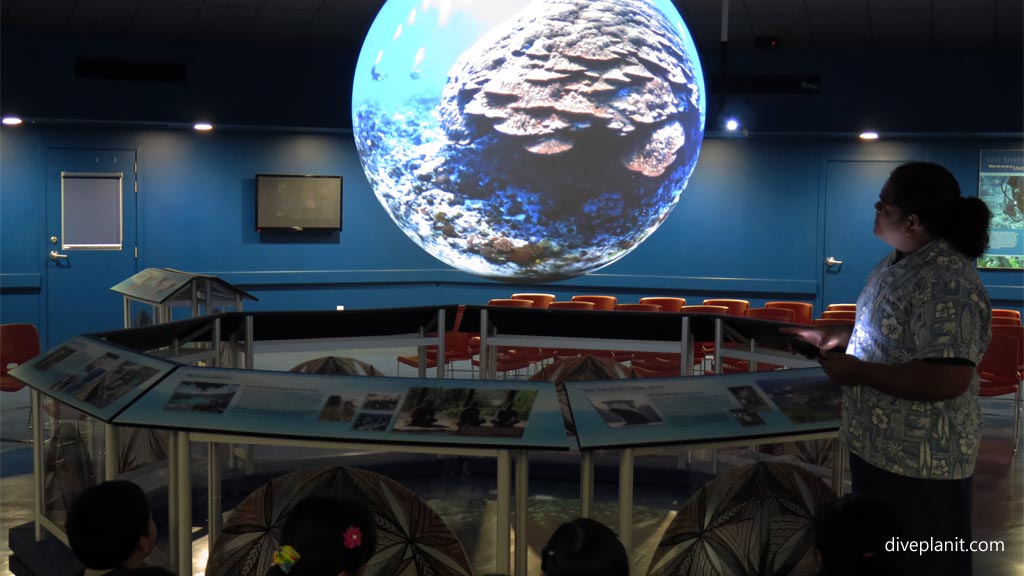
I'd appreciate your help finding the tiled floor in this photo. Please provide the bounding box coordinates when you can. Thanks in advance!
[3,348,1023,575]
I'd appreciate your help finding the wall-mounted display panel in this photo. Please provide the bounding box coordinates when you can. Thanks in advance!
[978,150,1024,270]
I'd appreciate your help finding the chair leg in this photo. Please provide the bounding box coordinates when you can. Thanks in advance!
[1014,387,1021,453]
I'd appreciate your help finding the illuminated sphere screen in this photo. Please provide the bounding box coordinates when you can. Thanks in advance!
[353,0,705,281]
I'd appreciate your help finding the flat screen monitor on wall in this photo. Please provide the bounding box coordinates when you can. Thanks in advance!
[256,174,342,231]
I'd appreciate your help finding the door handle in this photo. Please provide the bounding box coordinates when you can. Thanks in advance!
[825,256,843,266]
[49,250,69,261]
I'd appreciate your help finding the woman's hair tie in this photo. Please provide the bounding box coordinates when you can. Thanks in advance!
[272,545,301,573]
[343,526,363,550]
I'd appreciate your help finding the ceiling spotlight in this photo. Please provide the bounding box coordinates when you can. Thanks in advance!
[194,122,213,131]
[859,131,879,140]
[2,116,23,126]
[725,118,740,132]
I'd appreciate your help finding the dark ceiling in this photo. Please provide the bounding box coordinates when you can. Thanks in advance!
[2,0,1020,54]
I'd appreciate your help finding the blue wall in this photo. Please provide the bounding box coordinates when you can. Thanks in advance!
[2,124,1021,346]
[1,30,1021,345]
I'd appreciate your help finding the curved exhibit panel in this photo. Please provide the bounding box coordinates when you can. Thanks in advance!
[353,0,705,281]
[115,367,572,450]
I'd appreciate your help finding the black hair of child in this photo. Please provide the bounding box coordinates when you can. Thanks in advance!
[540,517,629,576]
[265,496,378,576]
[66,480,152,570]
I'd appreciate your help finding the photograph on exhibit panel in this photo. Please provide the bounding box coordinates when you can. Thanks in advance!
[164,381,241,414]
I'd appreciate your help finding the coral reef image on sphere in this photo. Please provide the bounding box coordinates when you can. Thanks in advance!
[353,0,705,281]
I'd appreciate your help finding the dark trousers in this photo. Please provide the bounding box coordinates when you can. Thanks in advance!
[850,452,973,576]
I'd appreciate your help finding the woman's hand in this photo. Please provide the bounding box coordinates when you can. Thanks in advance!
[817,350,864,386]
[779,325,852,352]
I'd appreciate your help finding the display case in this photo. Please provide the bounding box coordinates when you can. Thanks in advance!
[111,267,257,328]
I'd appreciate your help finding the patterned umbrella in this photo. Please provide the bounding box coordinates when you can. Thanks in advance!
[530,355,637,434]
[289,356,384,376]
[647,462,834,576]
[206,466,473,576]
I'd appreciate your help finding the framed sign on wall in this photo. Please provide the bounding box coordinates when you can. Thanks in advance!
[978,150,1024,270]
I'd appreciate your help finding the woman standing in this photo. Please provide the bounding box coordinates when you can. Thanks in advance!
[785,162,992,576]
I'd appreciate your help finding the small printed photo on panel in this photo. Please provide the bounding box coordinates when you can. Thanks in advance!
[52,352,121,397]
[452,388,537,438]
[317,395,359,423]
[78,361,160,408]
[589,395,664,428]
[730,408,766,427]
[392,387,461,434]
[33,345,80,373]
[164,381,240,414]
[352,412,392,432]
[727,385,771,413]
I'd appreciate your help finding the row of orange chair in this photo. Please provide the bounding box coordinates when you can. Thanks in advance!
[978,322,1024,449]
[511,294,821,325]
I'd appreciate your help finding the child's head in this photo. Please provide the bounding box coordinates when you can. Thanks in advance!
[541,518,629,576]
[66,480,157,571]
[267,496,377,576]
[814,494,904,576]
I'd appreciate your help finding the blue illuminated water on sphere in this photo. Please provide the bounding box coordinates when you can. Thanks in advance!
[353,0,705,282]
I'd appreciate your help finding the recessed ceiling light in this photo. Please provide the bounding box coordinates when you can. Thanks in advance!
[859,131,879,140]
[194,122,213,131]
[2,116,23,126]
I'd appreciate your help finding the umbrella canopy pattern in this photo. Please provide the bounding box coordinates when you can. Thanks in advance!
[647,462,835,576]
[530,354,637,434]
[289,355,385,376]
[206,466,473,576]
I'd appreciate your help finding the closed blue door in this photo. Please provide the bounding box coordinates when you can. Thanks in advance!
[822,160,905,308]
[45,149,137,347]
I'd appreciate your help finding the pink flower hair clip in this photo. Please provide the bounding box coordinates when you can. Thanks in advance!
[343,525,363,550]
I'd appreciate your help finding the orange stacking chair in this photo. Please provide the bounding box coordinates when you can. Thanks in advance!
[1,324,40,392]
[702,299,750,316]
[611,303,662,361]
[826,303,857,312]
[488,298,534,308]
[822,310,857,321]
[978,334,1024,448]
[993,309,1022,320]
[571,295,617,311]
[639,297,687,312]
[467,297,535,355]
[397,306,474,377]
[813,318,853,326]
[511,293,556,308]
[745,307,795,322]
[548,301,595,310]
[546,300,601,359]
[483,298,544,370]
[990,325,1024,372]
[631,364,685,378]
[679,305,730,315]
[765,302,814,325]
[615,303,661,312]
[992,316,1022,326]
[679,305,730,373]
